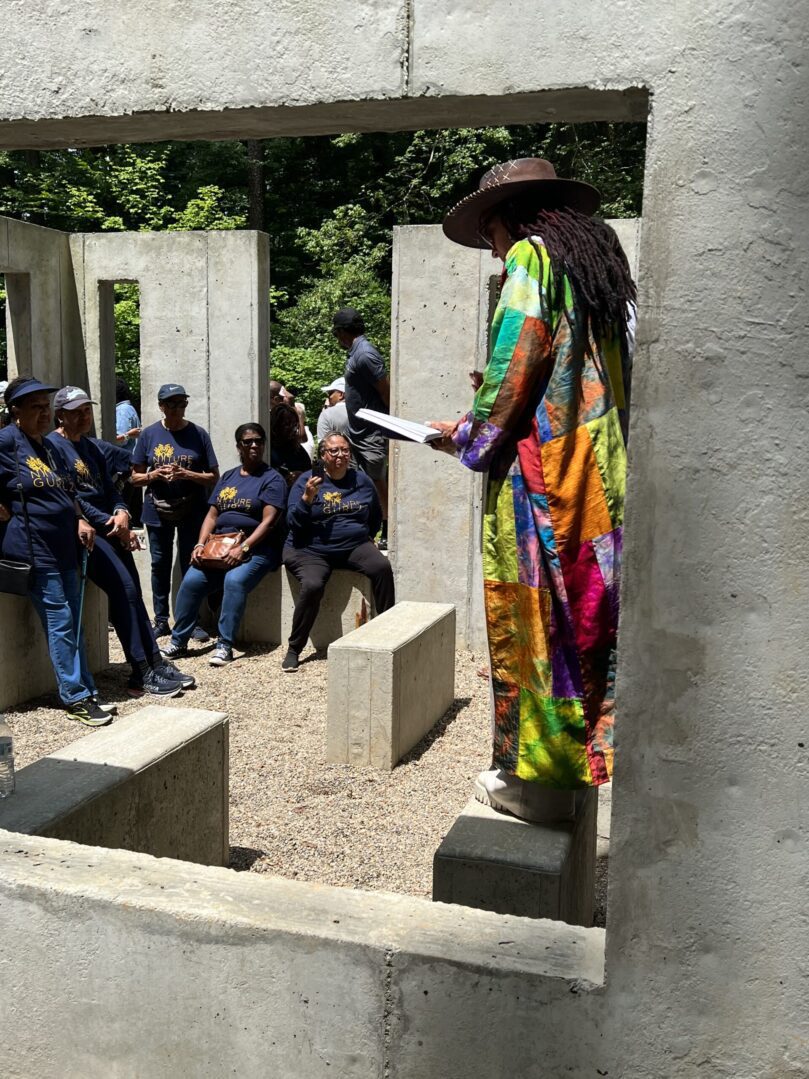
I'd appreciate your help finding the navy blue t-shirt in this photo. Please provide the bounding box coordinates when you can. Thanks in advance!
[209,464,287,559]
[285,468,381,555]
[46,433,127,532]
[0,426,79,572]
[133,420,218,527]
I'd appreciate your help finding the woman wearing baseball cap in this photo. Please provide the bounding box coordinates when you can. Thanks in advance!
[0,377,110,724]
[130,384,219,639]
[48,386,194,699]
[430,158,636,821]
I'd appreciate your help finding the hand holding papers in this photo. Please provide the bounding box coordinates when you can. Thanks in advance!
[355,408,444,444]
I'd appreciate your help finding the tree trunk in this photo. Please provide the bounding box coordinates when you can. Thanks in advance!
[245,140,266,232]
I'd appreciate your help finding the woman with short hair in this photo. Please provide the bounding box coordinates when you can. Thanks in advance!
[130,384,219,637]
[160,422,287,667]
[0,377,110,725]
[431,158,636,821]
[281,431,394,672]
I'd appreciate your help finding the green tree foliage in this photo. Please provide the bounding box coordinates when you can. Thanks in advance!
[0,123,645,415]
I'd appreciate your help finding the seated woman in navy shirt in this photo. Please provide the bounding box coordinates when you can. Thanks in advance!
[281,431,395,672]
[47,386,194,699]
[130,384,219,638]
[0,377,109,726]
[161,422,287,667]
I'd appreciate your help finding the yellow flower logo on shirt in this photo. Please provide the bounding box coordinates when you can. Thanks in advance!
[322,491,342,504]
[217,486,238,503]
[74,460,91,480]
[153,443,175,464]
[26,456,52,477]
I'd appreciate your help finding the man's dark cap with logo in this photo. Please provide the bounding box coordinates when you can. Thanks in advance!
[332,308,365,333]
[158,383,189,402]
[5,377,58,405]
[53,386,97,411]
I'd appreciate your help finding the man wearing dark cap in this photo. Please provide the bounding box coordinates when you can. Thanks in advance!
[332,308,390,548]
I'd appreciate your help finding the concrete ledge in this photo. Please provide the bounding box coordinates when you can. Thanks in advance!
[432,789,598,926]
[0,583,109,711]
[0,705,229,866]
[0,828,604,1078]
[326,601,455,769]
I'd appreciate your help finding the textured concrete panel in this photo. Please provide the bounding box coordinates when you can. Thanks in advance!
[327,601,455,768]
[0,706,229,866]
[433,791,596,926]
[0,829,602,1078]
[0,584,107,711]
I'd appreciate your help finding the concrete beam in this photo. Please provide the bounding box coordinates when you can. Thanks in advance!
[0,705,229,866]
[326,601,455,769]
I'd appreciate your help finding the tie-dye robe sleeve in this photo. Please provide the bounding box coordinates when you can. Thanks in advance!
[452,238,555,472]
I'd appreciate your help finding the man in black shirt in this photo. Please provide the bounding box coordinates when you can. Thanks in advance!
[332,307,390,548]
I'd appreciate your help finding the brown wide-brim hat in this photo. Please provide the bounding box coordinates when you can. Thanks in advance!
[442,158,601,248]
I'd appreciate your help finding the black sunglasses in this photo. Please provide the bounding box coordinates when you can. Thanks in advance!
[239,437,265,447]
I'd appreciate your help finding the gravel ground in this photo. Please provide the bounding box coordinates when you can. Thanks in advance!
[6,634,608,917]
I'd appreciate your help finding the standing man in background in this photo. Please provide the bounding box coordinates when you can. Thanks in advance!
[332,307,390,550]
[316,376,350,442]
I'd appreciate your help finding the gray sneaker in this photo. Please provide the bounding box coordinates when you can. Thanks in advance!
[153,659,196,690]
[141,667,183,698]
[209,642,233,667]
[160,640,187,660]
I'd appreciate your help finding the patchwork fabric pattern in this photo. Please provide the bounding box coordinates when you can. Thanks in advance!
[453,237,626,789]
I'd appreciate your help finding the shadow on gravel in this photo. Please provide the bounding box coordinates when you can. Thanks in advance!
[229,846,266,871]
[399,697,473,766]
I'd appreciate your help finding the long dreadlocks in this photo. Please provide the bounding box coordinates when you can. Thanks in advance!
[496,200,637,358]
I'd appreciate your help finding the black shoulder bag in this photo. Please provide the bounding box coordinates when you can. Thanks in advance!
[0,445,36,595]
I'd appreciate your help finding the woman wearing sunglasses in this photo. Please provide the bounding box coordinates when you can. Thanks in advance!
[281,431,394,672]
[130,383,219,638]
[160,423,287,667]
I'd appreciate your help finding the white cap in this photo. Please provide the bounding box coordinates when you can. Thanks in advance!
[321,376,346,394]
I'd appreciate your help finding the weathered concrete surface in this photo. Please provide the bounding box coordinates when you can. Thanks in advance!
[0,584,108,712]
[240,567,374,651]
[326,601,455,768]
[0,216,87,388]
[0,829,604,1079]
[433,791,596,926]
[0,706,229,866]
[70,229,269,452]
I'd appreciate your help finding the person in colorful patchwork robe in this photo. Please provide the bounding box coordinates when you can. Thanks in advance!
[431,158,636,822]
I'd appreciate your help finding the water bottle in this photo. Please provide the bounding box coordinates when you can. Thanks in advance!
[0,719,15,798]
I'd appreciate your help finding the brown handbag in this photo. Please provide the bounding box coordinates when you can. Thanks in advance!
[196,531,245,570]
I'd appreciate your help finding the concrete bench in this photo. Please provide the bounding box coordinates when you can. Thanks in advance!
[0,582,108,711]
[132,535,373,651]
[432,788,598,926]
[0,704,229,866]
[326,601,455,769]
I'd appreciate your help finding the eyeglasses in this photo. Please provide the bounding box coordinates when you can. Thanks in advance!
[239,437,265,447]
[323,448,350,458]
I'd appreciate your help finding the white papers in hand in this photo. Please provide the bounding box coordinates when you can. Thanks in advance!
[355,408,443,443]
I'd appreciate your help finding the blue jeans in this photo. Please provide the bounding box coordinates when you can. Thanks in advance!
[146,516,203,623]
[29,567,97,706]
[170,552,277,648]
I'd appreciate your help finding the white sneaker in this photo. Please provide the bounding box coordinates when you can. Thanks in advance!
[474,769,576,823]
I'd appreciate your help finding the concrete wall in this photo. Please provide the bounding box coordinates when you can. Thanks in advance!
[391,220,639,650]
[70,229,269,454]
[0,829,604,1079]
[0,2,807,1076]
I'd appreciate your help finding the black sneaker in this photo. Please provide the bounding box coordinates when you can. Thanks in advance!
[153,659,196,690]
[281,648,300,673]
[91,698,118,715]
[209,642,233,667]
[141,667,183,698]
[152,619,171,638]
[66,698,113,727]
[160,640,187,660]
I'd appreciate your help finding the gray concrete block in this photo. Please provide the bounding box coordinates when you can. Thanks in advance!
[0,583,108,712]
[326,601,455,769]
[433,788,597,926]
[0,704,229,866]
